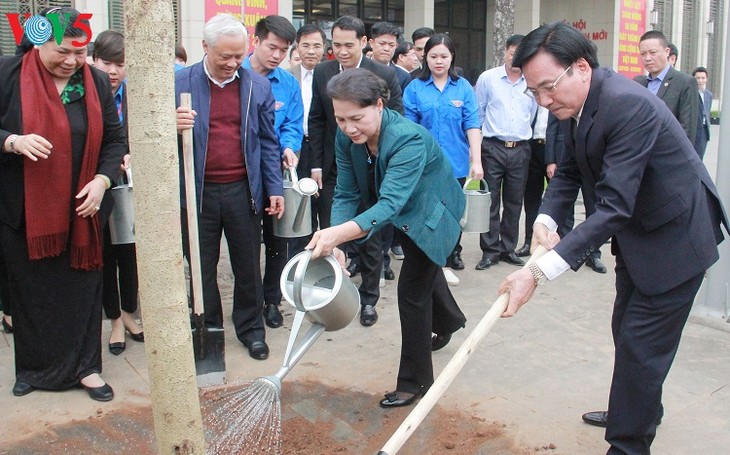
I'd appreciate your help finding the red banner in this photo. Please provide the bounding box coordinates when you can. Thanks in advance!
[617,0,646,79]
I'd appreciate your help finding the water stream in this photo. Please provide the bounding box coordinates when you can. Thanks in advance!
[201,378,283,454]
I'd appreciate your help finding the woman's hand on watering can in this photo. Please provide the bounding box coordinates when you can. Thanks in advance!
[307,221,363,259]
[282,148,299,169]
[470,161,484,180]
[332,247,348,273]
[266,196,285,219]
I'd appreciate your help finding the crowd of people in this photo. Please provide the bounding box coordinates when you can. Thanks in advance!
[0,7,725,455]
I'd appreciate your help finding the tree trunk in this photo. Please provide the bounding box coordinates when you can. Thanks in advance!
[124,1,205,453]
[492,0,515,68]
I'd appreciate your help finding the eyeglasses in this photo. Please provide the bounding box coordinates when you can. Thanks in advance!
[524,65,572,99]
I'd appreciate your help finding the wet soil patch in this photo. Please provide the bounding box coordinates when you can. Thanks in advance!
[1,380,559,454]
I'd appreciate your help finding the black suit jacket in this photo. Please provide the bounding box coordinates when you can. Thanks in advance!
[542,68,726,296]
[544,112,565,165]
[308,58,403,178]
[634,66,699,144]
[0,55,126,229]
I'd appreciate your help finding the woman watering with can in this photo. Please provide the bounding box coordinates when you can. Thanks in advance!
[306,68,466,408]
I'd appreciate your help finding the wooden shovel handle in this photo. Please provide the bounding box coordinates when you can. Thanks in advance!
[377,245,548,455]
[181,93,205,317]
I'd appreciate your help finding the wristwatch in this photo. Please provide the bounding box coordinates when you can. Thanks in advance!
[528,262,547,286]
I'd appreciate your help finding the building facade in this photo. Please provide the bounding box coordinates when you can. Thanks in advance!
[0,0,725,106]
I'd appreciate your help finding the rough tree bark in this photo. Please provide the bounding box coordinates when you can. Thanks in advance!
[492,0,515,68]
[124,0,205,453]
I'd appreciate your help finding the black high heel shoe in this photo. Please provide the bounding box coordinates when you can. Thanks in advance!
[109,341,126,355]
[129,331,144,342]
[379,388,423,408]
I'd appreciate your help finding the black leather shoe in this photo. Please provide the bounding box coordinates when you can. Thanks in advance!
[475,256,497,270]
[379,390,421,408]
[81,383,114,402]
[346,261,360,277]
[264,303,283,328]
[582,410,661,428]
[360,305,378,326]
[515,243,531,257]
[448,252,465,270]
[108,342,126,356]
[246,340,270,360]
[586,257,607,274]
[129,331,145,342]
[500,252,525,266]
[431,333,452,351]
[12,381,35,397]
[383,266,395,280]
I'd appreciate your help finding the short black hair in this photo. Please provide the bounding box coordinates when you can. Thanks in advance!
[41,6,89,40]
[418,34,459,82]
[392,41,414,64]
[254,15,296,45]
[370,21,401,40]
[692,66,708,77]
[411,27,435,43]
[362,43,373,56]
[667,42,678,59]
[512,21,600,69]
[92,30,125,64]
[639,30,669,48]
[327,68,390,107]
[506,34,524,49]
[332,16,366,39]
[296,23,326,44]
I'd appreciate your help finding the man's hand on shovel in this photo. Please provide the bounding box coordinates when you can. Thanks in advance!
[499,223,560,317]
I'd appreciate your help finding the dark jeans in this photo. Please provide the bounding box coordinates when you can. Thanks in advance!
[262,200,288,307]
[181,179,265,345]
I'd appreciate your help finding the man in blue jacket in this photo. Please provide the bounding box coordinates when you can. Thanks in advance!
[175,14,284,360]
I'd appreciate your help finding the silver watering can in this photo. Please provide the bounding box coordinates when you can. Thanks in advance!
[273,167,318,238]
[262,250,360,391]
[109,167,135,244]
[460,178,491,233]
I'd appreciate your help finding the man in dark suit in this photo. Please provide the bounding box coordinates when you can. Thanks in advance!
[308,15,403,326]
[634,30,699,145]
[692,66,713,159]
[504,21,727,455]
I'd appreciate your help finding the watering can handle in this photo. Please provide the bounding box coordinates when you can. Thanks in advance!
[284,165,300,185]
[292,249,312,313]
[463,178,489,191]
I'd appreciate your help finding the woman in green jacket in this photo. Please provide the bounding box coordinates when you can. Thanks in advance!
[307,68,466,408]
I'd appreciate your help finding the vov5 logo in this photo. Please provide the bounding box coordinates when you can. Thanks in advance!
[5,12,93,47]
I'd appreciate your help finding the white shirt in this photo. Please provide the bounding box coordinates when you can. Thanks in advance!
[301,67,314,136]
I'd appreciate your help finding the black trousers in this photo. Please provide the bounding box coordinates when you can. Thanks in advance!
[521,140,546,242]
[353,230,384,308]
[395,234,466,394]
[479,138,531,259]
[605,248,703,454]
[262,200,288,307]
[101,225,138,319]
[181,179,265,345]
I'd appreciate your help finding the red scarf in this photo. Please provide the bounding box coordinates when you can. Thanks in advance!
[20,48,104,270]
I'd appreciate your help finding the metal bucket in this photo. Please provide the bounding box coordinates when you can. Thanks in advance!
[273,167,318,238]
[109,168,135,244]
[460,178,491,233]
[280,250,360,331]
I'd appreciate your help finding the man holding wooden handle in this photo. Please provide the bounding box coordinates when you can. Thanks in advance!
[499,22,727,455]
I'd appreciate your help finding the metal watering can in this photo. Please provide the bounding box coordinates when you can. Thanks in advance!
[262,250,360,391]
[460,178,491,233]
[273,167,318,238]
[109,167,135,244]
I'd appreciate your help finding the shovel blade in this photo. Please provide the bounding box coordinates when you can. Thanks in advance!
[192,325,226,387]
